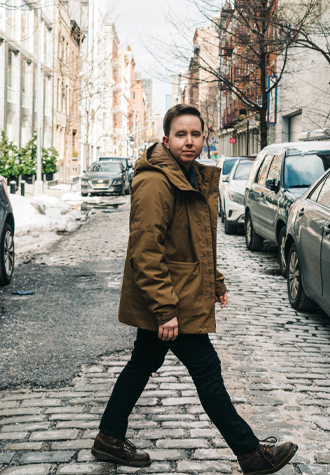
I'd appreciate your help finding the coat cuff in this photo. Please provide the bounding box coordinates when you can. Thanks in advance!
[155,307,178,326]
[215,269,227,297]
[215,282,227,297]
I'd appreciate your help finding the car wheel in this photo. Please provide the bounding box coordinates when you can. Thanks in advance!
[81,193,88,197]
[287,244,316,311]
[278,226,287,277]
[217,193,221,217]
[224,214,236,235]
[0,222,14,286]
[121,184,125,196]
[221,200,225,223]
[245,212,263,251]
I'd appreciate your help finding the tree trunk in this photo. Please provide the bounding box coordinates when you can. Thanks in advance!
[206,135,211,159]
[259,15,268,150]
[85,110,90,170]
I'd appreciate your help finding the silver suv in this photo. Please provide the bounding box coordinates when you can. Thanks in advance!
[0,175,15,285]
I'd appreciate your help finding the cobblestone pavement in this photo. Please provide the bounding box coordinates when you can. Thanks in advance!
[1,212,330,474]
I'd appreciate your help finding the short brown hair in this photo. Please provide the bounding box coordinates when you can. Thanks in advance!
[163,104,204,137]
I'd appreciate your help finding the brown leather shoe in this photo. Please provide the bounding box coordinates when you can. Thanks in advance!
[237,437,298,475]
[91,431,151,467]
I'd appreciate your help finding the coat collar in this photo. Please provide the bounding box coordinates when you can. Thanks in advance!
[135,142,219,196]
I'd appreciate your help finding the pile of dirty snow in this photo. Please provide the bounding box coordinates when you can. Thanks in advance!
[10,194,81,236]
[9,194,83,261]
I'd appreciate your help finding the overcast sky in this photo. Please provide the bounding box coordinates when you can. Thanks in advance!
[108,0,204,116]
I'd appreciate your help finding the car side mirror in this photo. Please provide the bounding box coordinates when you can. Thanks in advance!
[265,177,278,191]
[222,176,229,183]
[82,170,86,173]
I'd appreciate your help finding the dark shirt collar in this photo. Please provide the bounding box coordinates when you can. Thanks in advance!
[179,163,196,187]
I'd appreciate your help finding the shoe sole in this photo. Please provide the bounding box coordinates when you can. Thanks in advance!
[243,444,298,475]
[91,447,152,467]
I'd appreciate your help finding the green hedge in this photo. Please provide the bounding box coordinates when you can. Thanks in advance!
[0,131,58,178]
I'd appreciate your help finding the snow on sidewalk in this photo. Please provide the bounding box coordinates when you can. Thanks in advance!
[10,193,84,261]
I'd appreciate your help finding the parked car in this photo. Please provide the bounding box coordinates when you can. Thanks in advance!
[223,158,255,234]
[196,158,217,166]
[0,175,15,286]
[99,156,134,186]
[81,161,129,196]
[217,157,245,222]
[244,141,330,276]
[285,168,330,315]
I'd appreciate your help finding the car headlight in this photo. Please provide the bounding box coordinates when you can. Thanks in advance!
[113,179,123,185]
[228,191,244,206]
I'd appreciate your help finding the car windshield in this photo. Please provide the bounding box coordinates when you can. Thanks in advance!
[223,159,238,175]
[284,153,330,188]
[88,162,122,173]
[233,161,254,180]
[100,157,127,168]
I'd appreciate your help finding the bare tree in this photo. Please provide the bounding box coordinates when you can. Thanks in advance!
[146,0,328,149]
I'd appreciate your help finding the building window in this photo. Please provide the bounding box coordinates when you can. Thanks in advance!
[57,78,60,110]
[21,2,28,41]
[22,60,29,108]
[45,77,52,117]
[7,51,14,103]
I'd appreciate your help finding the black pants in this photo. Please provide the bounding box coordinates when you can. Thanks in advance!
[99,329,259,456]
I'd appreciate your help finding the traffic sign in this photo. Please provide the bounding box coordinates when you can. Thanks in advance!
[229,137,236,144]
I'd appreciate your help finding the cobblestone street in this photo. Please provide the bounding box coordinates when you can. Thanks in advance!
[1,206,330,474]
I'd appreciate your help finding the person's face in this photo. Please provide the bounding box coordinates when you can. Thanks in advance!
[162,115,205,170]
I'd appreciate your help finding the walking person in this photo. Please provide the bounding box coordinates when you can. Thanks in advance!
[92,104,298,474]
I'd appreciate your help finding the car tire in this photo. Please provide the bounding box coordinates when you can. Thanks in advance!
[224,215,236,235]
[278,226,287,277]
[81,193,88,197]
[245,212,263,251]
[0,222,14,286]
[287,244,316,311]
[221,202,225,223]
[121,184,125,196]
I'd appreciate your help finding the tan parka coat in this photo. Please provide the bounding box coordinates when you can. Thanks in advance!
[118,142,226,334]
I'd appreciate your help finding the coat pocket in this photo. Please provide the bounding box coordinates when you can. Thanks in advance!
[167,261,204,318]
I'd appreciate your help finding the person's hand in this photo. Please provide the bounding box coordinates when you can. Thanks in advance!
[158,317,178,341]
[215,291,227,309]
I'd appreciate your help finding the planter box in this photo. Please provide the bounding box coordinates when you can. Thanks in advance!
[21,175,35,185]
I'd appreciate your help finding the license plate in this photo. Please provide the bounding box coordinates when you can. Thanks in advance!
[95,184,107,188]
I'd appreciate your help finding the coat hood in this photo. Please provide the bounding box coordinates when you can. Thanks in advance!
[135,142,219,195]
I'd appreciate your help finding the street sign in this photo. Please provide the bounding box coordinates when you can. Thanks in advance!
[229,137,236,144]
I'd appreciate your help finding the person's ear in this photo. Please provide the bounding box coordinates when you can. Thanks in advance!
[163,136,170,149]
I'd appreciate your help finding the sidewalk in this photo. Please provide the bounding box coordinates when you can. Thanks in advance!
[1,225,330,474]
[23,183,78,200]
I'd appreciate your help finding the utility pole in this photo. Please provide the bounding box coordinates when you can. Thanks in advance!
[246,120,249,156]
[34,5,43,196]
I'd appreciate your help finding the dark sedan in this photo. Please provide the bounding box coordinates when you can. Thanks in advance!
[0,175,15,285]
[99,156,134,187]
[285,169,330,316]
[81,161,128,196]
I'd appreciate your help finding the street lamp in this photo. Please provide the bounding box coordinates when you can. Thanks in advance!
[34,4,43,196]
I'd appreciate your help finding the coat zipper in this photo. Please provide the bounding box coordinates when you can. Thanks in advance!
[201,203,214,313]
